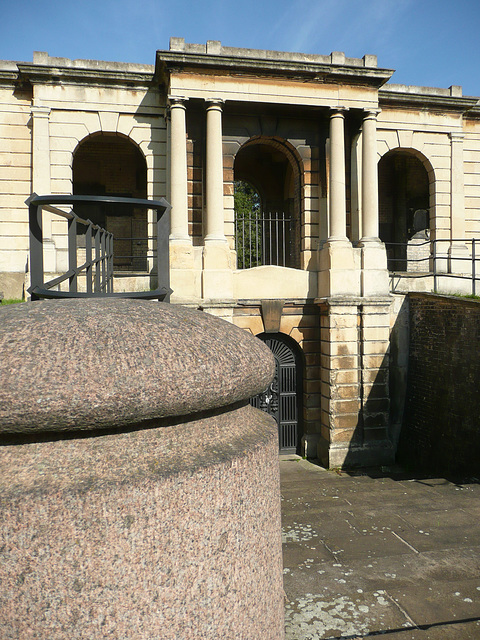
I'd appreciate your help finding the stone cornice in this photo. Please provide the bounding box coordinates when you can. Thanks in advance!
[156,50,394,89]
[380,85,479,112]
[16,61,155,89]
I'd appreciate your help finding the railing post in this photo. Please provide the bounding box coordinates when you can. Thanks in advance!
[433,238,437,293]
[473,239,476,297]
[156,205,171,302]
[28,200,44,301]
[94,228,101,293]
[100,230,106,292]
[68,216,77,294]
[108,233,114,293]
[85,222,93,294]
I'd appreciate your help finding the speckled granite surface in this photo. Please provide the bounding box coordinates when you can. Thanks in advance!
[0,299,284,638]
[1,407,284,639]
[0,299,275,433]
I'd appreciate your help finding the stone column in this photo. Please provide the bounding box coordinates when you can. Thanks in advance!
[448,132,469,276]
[205,99,227,244]
[360,110,380,243]
[167,97,200,302]
[328,108,348,241]
[31,103,55,274]
[169,97,190,243]
[202,99,233,300]
[359,110,389,296]
[318,108,361,297]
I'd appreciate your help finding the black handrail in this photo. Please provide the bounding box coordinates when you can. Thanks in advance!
[26,193,171,301]
[386,237,480,296]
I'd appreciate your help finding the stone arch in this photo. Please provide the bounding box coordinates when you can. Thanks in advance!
[233,137,304,269]
[251,331,304,453]
[378,147,434,271]
[72,132,148,271]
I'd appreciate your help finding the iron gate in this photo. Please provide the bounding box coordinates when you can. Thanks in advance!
[251,335,301,452]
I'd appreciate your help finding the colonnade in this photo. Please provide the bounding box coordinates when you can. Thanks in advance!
[169,98,382,253]
[327,107,381,245]
[169,97,227,247]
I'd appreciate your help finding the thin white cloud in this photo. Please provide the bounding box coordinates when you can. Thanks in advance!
[267,0,415,58]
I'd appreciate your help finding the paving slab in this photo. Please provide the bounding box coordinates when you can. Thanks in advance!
[281,457,480,640]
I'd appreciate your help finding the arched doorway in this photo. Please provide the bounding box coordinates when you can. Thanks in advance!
[251,333,303,453]
[378,149,432,271]
[72,134,148,271]
[234,139,301,269]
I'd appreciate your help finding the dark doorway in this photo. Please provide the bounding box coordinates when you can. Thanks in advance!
[73,134,148,272]
[251,333,303,453]
[234,140,301,269]
[378,150,431,271]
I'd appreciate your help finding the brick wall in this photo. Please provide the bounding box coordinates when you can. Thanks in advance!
[398,293,480,475]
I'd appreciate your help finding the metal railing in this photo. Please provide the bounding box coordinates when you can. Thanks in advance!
[27,193,171,301]
[235,210,292,269]
[386,237,480,296]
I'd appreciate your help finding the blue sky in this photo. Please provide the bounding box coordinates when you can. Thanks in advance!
[1,0,479,95]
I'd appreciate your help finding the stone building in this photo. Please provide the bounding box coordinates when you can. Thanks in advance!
[1,39,479,467]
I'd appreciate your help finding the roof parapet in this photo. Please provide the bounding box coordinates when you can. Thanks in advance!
[168,37,378,69]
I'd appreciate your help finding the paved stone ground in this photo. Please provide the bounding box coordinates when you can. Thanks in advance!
[280,456,480,640]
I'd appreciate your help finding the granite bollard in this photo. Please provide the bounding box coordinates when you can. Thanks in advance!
[0,299,284,639]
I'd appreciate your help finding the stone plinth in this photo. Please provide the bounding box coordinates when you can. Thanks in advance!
[0,299,284,639]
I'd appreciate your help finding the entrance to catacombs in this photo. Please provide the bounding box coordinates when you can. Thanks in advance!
[378,149,432,272]
[73,134,148,272]
[251,333,303,453]
[233,139,301,269]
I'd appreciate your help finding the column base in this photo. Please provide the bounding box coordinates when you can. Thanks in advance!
[359,239,389,297]
[202,243,234,300]
[318,241,361,297]
[169,242,202,302]
[317,439,395,469]
[43,238,57,274]
[300,433,322,459]
[448,241,470,275]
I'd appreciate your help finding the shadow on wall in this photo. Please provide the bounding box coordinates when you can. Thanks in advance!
[319,297,411,471]
[397,293,480,478]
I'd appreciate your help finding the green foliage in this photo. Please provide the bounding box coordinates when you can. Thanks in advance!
[234,180,262,269]
[1,298,25,305]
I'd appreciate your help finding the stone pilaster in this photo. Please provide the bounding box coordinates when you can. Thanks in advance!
[448,132,469,273]
[359,298,393,464]
[31,104,56,273]
[317,297,394,468]
[318,299,361,467]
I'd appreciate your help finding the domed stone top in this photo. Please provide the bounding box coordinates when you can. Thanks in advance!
[0,299,274,434]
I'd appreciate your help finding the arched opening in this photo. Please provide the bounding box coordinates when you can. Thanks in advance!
[72,134,148,271]
[251,332,303,453]
[234,139,301,269]
[378,149,432,272]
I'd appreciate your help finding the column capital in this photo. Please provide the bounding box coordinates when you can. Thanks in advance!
[329,106,347,117]
[168,96,187,107]
[205,98,224,109]
[362,108,381,120]
[31,105,51,118]
[449,131,465,142]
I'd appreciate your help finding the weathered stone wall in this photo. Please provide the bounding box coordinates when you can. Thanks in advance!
[232,299,320,454]
[0,76,32,299]
[398,292,480,475]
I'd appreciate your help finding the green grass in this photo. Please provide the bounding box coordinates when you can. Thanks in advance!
[450,292,480,300]
[0,298,25,305]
